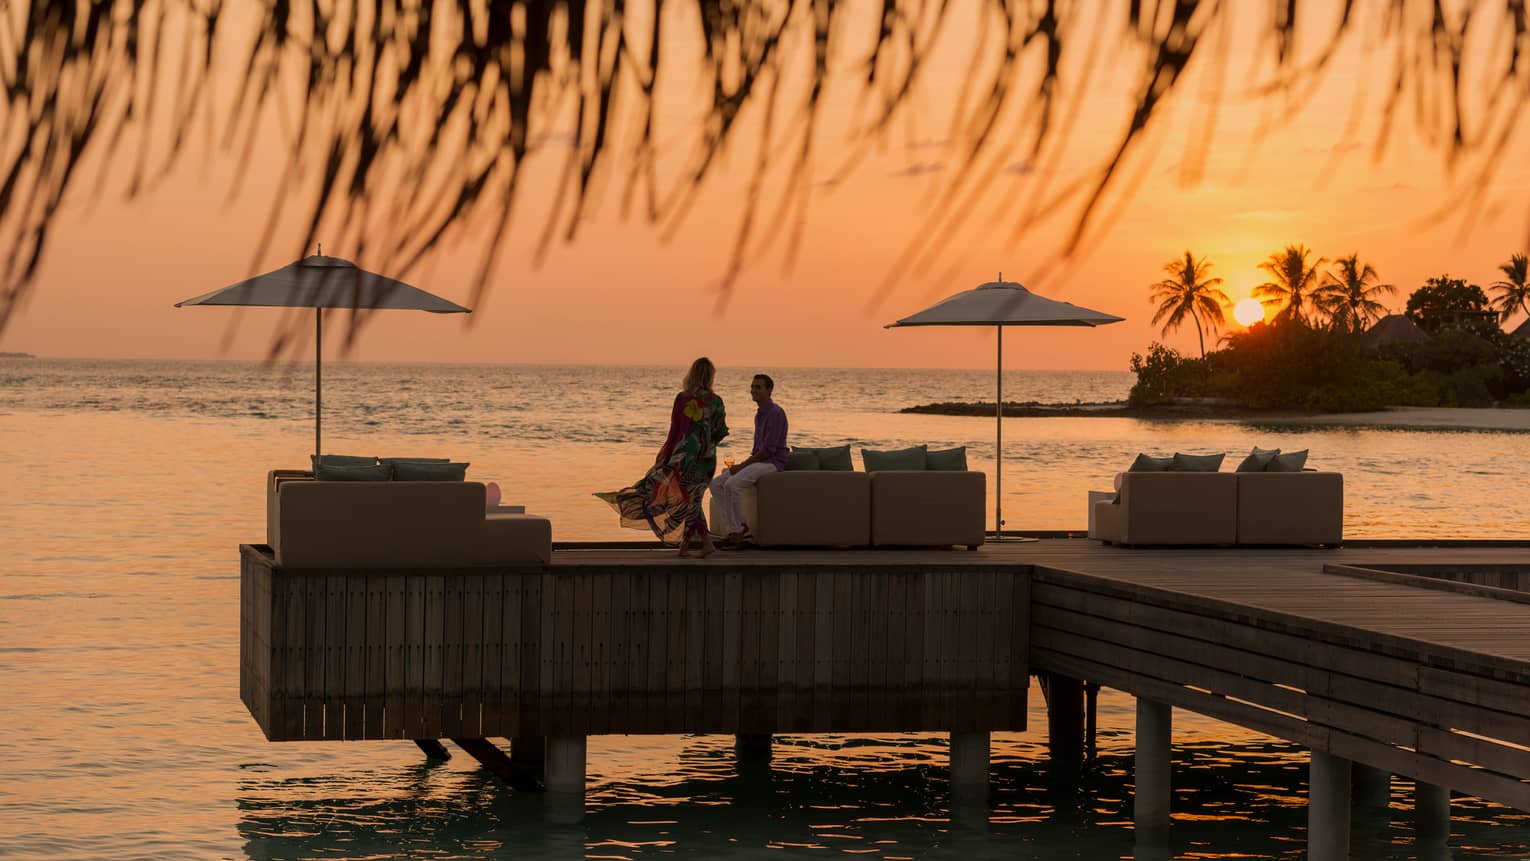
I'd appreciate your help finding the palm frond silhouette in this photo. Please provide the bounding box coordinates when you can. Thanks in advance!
[3,1,1528,353]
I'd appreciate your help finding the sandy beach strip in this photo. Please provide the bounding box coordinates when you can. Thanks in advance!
[1236,406,1530,432]
[905,402,1530,432]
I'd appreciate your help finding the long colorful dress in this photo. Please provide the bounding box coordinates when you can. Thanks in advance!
[601,390,729,544]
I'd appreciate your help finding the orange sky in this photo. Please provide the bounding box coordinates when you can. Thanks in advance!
[2,2,1526,370]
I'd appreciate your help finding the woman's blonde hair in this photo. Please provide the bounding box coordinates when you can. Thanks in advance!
[682,357,715,395]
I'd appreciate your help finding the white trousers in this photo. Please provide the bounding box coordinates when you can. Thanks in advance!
[709,462,777,536]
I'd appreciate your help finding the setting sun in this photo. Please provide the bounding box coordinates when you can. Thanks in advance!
[1233,298,1265,326]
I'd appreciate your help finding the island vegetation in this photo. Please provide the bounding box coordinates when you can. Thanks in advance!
[1129,248,1530,412]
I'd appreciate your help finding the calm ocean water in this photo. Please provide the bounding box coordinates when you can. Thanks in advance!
[4,358,1530,860]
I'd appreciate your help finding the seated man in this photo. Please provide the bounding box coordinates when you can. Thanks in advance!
[709,374,788,547]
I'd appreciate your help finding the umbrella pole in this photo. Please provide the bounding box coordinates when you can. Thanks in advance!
[315,307,322,469]
[995,326,1003,542]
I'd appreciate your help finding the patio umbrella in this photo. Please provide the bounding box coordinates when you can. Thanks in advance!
[886,275,1123,541]
[176,249,471,466]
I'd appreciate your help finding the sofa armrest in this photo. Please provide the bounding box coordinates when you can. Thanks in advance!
[1236,471,1343,545]
[267,470,313,547]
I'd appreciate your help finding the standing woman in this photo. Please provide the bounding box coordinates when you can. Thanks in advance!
[601,358,729,557]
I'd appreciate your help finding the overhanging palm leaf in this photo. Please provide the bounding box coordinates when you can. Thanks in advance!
[1490,254,1530,324]
[1150,251,1229,361]
[1315,253,1395,334]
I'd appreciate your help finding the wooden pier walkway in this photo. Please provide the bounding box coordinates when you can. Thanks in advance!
[239,540,1530,822]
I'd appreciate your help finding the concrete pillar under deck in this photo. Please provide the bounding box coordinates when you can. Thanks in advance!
[1309,751,1353,861]
[1133,698,1172,846]
[949,731,990,794]
[545,736,587,794]
[1415,781,1451,845]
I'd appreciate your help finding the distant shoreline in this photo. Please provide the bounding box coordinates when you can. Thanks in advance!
[902,401,1530,432]
[0,351,34,358]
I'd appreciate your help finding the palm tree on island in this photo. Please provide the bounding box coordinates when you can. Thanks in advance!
[1490,253,1530,324]
[1315,253,1395,334]
[1150,251,1231,361]
[1255,244,1326,324]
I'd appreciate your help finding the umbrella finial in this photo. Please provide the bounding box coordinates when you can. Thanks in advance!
[317,242,322,256]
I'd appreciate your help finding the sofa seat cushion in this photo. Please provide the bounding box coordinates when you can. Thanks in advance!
[753,470,870,546]
[1101,472,1238,545]
[1236,471,1342,544]
[869,470,985,547]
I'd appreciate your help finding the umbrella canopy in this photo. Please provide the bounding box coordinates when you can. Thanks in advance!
[175,254,469,313]
[176,252,471,467]
[887,279,1125,328]
[886,276,1123,541]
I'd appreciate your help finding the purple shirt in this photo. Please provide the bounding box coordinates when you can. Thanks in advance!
[752,401,789,470]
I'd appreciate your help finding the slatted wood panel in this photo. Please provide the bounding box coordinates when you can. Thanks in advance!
[1028,569,1530,812]
[239,545,1030,741]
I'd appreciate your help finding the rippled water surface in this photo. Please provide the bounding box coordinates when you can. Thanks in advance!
[4,358,1530,860]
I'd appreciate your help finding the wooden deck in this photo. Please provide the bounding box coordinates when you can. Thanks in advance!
[239,540,1530,810]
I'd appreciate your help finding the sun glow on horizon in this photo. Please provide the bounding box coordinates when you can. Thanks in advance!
[1233,298,1266,326]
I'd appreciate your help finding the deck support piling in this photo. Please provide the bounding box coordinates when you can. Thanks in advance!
[1133,698,1172,846]
[1043,673,1086,762]
[451,738,543,791]
[544,736,587,795]
[1084,682,1100,757]
[1415,781,1451,845]
[1351,764,1390,810]
[1309,751,1353,861]
[511,735,546,779]
[413,739,451,761]
[949,731,990,795]
[735,734,773,760]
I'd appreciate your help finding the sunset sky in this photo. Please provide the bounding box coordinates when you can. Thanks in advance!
[3,1,1526,371]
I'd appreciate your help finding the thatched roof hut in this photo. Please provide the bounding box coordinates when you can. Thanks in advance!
[1360,314,1430,350]
[1511,318,1530,340]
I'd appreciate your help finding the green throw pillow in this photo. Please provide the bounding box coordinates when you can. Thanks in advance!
[800,444,853,471]
[380,456,451,466]
[785,449,820,471]
[392,461,470,481]
[311,453,377,470]
[862,444,928,472]
[315,463,392,481]
[1170,452,1225,472]
[1236,447,1281,472]
[1129,453,1173,472]
[926,446,968,471]
[1265,449,1309,472]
